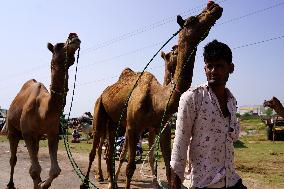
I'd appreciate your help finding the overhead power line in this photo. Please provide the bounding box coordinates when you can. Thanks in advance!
[82,0,229,54]
[0,34,283,91]
[1,0,284,82]
[217,1,284,26]
[75,34,284,87]
[82,0,284,54]
[233,35,284,50]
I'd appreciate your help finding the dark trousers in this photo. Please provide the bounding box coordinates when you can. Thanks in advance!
[196,179,247,189]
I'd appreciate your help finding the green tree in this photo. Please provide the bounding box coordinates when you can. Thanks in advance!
[265,108,274,117]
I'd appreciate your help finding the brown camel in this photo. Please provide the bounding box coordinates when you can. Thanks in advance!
[6,33,81,189]
[82,2,223,189]
[113,44,179,181]
[94,45,178,182]
[264,96,284,117]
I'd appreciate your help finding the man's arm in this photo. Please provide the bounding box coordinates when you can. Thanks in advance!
[170,91,197,188]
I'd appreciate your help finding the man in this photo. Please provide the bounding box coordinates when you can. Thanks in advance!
[170,40,246,189]
[72,129,81,143]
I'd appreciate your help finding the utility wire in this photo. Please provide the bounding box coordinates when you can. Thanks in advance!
[82,0,229,54]
[1,1,284,83]
[73,34,284,88]
[1,34,283,91]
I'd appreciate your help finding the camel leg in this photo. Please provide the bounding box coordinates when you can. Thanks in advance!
[7,134,20,189]
[159,124,171,183]
[115,132,128,181]
[24,135,42,189]
[97,134,105,182]
[148,128,158,183]
[106,123,117,189]
[125,130,138,189]
[39,135,61,189]
[80,131,101,189]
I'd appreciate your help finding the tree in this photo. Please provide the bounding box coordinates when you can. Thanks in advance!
[265,108,274,117]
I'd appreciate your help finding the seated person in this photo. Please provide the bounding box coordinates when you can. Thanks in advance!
[72,129,81,143]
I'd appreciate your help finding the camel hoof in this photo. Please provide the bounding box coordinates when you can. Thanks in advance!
[6,182,16,189]
[38,180,50,189]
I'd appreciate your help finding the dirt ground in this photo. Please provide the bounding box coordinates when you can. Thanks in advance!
[0,140,167,189]
[0,140,276,189]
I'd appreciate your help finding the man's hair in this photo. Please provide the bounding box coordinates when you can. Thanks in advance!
[203,39,232,64]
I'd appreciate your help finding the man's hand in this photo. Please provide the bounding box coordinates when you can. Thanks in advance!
[170,168,182,189]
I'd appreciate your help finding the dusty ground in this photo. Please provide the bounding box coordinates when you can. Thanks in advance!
[0,140,167,189]
[0,140,277,189]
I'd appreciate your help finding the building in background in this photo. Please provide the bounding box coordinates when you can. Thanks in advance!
[238,105,266,115]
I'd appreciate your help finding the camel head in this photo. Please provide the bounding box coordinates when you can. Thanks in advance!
[263,96,282,109]
[47,33,81,69]
[161,45,178,79]
[177,1,223,45]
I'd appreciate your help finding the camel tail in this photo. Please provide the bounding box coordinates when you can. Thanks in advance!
[92,96,108,143]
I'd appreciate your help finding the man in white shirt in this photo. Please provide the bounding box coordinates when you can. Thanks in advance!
[170,40,247,189]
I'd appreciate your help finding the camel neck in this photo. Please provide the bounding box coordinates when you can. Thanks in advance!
[49,63,69,114]
[274,105,284,118]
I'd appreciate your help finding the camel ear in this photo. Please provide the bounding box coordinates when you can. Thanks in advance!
[47,43,54,53]
[161,51,166,59]
[177,15,185,27]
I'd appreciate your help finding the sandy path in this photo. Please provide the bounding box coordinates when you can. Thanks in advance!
[0,140,278,189]
[0,141,165,189]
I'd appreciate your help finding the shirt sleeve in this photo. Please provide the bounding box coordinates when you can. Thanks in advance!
[170,90,197,181]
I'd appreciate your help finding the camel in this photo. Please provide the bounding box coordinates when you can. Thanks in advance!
[264,96,284,117]
[92,45,178,183]
[6,33,81,189]
[114,45,179,181]
[82,2,223,189]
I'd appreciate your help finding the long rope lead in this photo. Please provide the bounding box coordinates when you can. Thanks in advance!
[59,43,99,188]
[110,26,185,188]
[138,29,210,189]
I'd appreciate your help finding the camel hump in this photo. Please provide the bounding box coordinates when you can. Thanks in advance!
[19,79,38,91]
[119,68,135,80]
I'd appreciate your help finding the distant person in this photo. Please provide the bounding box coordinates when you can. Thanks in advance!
[170,40,247,189]
[72,129,80,143]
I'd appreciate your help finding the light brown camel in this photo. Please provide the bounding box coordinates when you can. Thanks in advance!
[94,45,178,182]
[114,44,179,181]
[82,2,223,189]
[6,33,81,189]
[264,96,284,117]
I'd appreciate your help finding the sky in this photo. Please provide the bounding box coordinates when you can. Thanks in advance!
[0,0,284,117]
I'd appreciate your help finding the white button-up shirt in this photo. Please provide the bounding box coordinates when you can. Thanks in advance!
[170,83,240,188]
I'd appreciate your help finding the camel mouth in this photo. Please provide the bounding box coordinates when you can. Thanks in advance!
[64,34,81,52]
[198,1,223,24]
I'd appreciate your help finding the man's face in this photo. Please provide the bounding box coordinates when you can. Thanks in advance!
[204,59,234,87]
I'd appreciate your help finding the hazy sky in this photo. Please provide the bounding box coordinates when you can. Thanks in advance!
[1,0,283,117]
